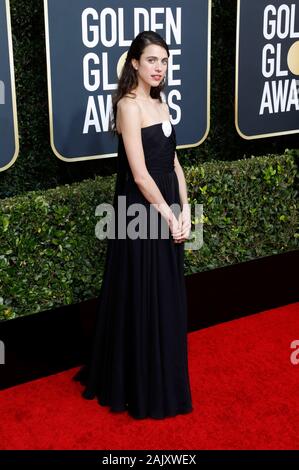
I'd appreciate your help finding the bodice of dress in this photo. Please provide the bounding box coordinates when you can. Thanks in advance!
[117,121,177,180]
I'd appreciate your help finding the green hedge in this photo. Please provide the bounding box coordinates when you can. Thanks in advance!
[0,151,298,320]
[184,150,298,272]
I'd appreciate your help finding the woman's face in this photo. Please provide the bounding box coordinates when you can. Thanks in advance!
[132,44,168,87]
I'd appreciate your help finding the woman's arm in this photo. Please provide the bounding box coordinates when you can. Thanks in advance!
[117,99,178,228]
[162,102,191,242]
[162,103,188,208]
[174,152,191,243]
[174,152,189,207]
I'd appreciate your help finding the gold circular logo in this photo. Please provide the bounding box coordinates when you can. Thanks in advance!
[287,41,299,75]
[117,51,128,78]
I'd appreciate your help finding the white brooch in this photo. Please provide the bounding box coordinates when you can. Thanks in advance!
[162,120,172,137]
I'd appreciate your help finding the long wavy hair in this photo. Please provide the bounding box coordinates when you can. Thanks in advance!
[111,31,169,135]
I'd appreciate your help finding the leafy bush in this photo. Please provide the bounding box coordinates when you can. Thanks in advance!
[0,150,298,320]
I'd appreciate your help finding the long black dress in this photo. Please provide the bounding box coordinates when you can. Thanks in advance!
[74,120,193,419]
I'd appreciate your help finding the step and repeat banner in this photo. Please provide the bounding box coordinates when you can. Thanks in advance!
[236,0,299,139]
[43,0,211,161]
[0,0,19,172]
[1,1,298,171]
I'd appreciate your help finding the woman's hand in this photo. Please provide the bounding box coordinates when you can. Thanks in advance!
[168,211,182,241]
[173,204,191,244]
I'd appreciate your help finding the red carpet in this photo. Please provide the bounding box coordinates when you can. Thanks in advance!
[0,302,299,450]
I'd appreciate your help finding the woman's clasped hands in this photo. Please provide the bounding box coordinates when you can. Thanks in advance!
[169,204,191,244]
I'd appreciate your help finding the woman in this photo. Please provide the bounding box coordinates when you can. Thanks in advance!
[75,30,193,419]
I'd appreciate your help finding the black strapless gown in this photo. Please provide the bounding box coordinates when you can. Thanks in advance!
[74,121,193,419]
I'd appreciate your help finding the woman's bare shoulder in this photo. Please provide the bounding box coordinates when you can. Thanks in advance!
[116,96,142,133]
[118,93,137,108]
[117,95,141,119]
[118,96,141,115]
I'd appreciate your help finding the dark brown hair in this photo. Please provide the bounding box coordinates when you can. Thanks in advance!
[111,31,169,135]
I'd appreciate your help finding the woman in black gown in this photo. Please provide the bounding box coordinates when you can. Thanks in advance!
[75,31,193,419]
